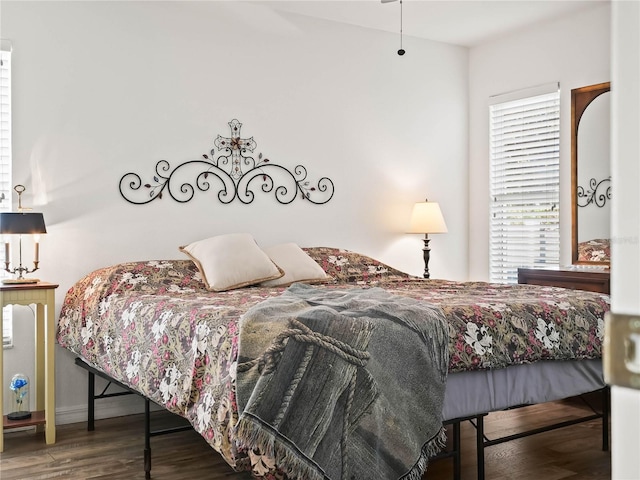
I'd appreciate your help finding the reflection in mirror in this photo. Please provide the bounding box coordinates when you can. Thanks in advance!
[571,82,611,265]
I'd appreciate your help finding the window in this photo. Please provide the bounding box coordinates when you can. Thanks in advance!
[1,42,13,347]
[489,83,560,283]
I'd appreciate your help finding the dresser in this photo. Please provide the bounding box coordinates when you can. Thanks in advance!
[517,267,610,294]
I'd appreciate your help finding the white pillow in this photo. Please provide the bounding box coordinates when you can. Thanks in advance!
[260,243,331,287]
[179,233,283,292]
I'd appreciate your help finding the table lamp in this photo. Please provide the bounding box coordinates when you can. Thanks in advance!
[408,199,448,279]
[0,185,47,284]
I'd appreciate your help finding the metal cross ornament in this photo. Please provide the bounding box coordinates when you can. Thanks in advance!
[214,119,257,181]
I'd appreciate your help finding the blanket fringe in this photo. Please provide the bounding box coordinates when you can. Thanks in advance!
[236,415,447,480]
[401,426,448,480]
[235,415,326,480]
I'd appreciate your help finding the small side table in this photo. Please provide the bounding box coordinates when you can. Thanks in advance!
[0,282,58,452]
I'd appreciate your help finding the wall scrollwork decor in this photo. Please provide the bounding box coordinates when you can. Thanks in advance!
[119,119,335,205]
[577,176,611,208]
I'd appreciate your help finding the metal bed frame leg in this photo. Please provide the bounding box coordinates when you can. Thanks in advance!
[78,358,187,479]
[427,420,462,480]
[88,371,95,431]
[145,399,152,480]
[452,421,461,480]
[475,415,485,480]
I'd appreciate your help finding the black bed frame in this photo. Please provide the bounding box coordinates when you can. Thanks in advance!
[75,357,609,480]
[75,358,191,479]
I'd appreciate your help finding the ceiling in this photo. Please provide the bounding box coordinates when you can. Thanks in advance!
[266,0,608,47]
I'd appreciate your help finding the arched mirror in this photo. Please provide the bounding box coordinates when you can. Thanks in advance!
[571,82,611,265]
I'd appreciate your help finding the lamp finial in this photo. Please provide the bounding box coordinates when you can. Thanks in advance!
[14,185,32,212]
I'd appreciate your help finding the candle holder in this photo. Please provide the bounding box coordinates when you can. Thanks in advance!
[0,185,47,284]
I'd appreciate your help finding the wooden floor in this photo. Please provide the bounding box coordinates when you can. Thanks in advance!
[0,396,610,480]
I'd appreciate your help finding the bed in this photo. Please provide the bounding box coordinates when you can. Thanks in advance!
[56,242,610,480]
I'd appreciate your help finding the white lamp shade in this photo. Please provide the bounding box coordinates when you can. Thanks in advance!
[408,202,448,234]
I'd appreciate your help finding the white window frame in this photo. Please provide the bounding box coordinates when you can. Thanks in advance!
[489,83,560,283]
[1,41,13,347]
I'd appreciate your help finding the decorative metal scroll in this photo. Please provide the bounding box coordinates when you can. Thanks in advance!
[119,119,334,205]
[577,176,611,208]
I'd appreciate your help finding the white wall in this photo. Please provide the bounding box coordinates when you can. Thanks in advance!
[468,3,610,280]
[1,1,468,421]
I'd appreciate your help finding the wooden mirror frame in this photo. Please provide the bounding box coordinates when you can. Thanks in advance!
[571,82,611,265]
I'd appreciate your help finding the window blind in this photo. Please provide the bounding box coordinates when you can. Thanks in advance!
[489,86,560,283]
[1,44,13,347]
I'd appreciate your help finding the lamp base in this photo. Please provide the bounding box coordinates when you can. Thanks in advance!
[421,234,431,279]
[2,278,40,284]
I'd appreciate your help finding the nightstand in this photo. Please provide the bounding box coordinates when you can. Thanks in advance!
[517,267,610,294]
[0,282,58,452]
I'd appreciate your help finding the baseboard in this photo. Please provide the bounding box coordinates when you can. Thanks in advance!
[55,395,162,426]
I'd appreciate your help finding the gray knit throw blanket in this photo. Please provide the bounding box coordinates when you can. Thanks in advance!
[235,284,449,480]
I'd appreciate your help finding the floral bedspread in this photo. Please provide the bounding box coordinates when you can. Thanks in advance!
[578,238,611,263]
[56,248,610,477]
